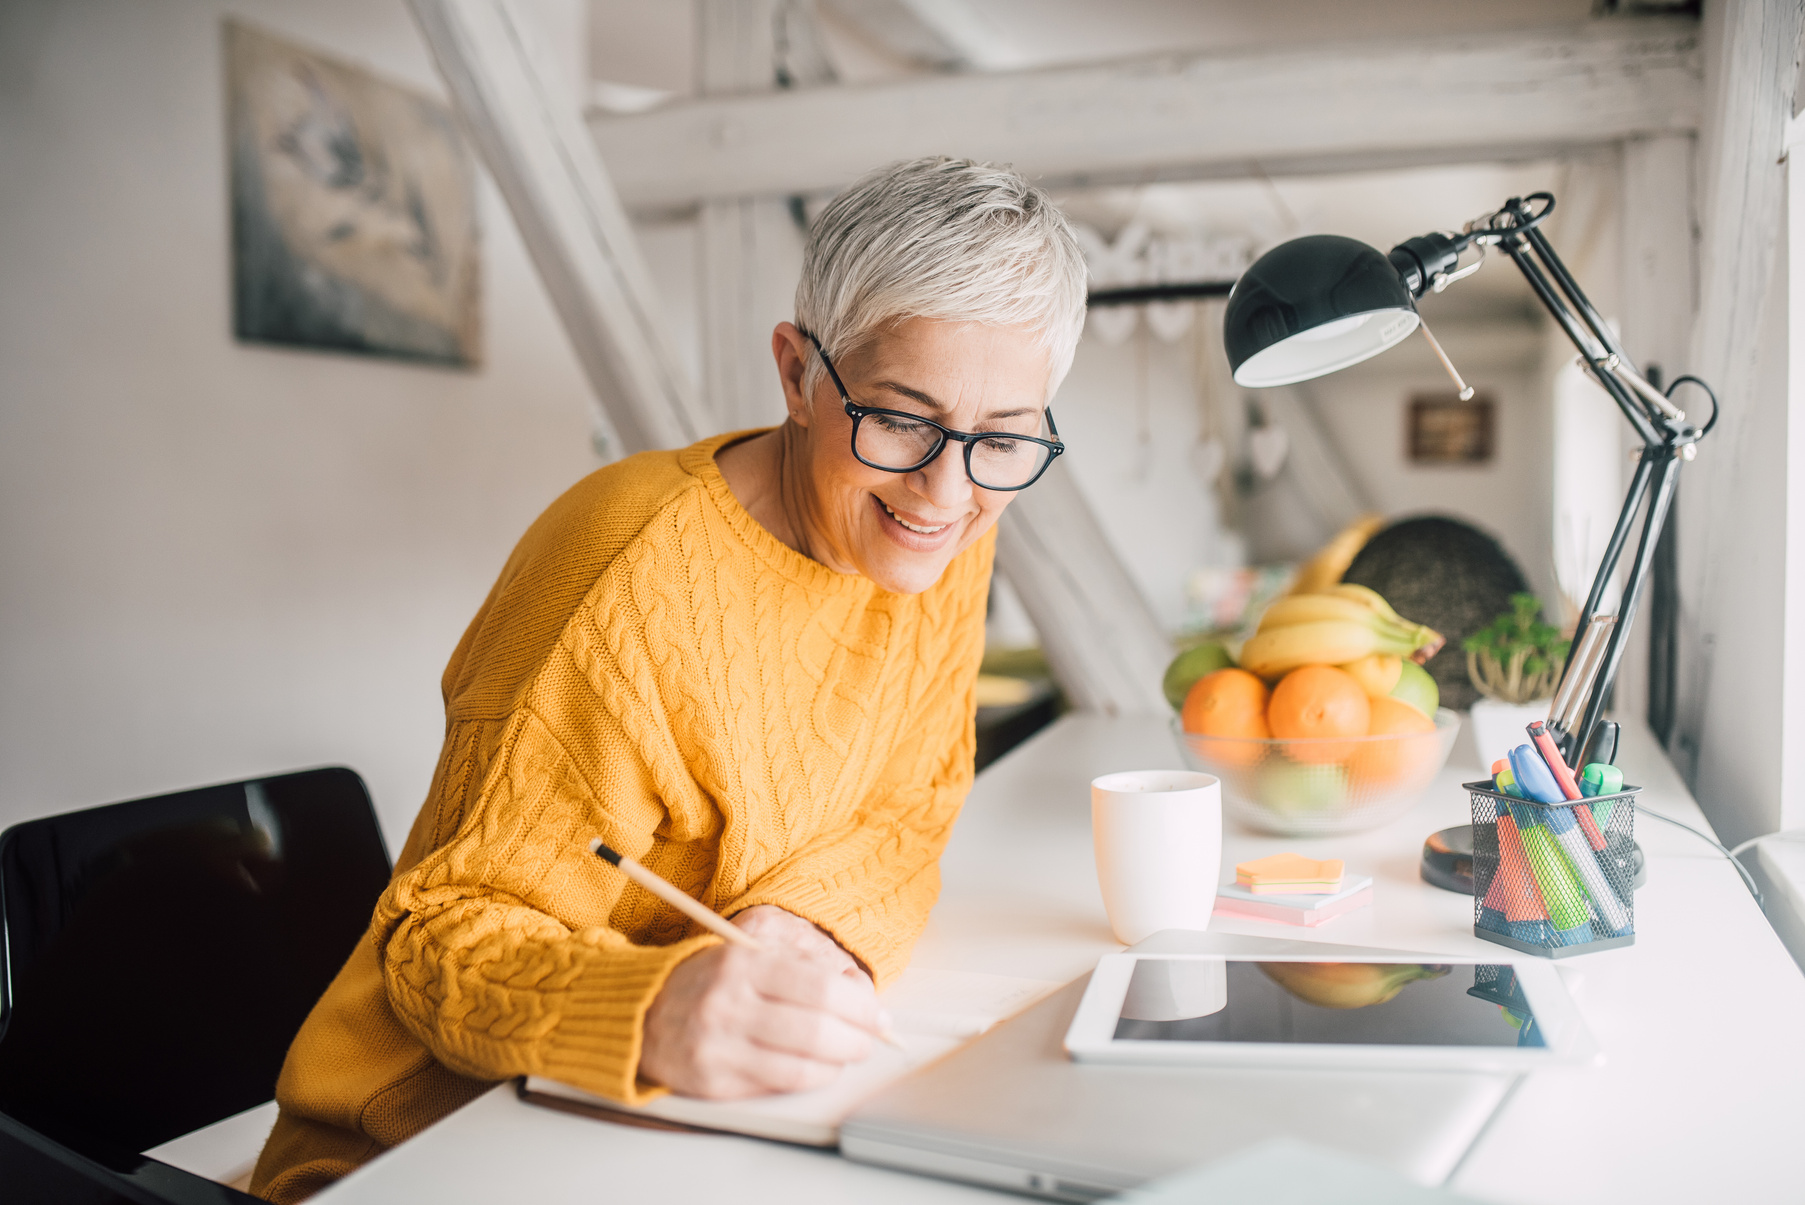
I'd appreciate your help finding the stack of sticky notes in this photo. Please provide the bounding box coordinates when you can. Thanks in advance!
[1234,853,1346,894]
[1216,853,1372,927]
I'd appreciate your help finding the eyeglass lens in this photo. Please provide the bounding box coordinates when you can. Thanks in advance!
[853,412,1054,490]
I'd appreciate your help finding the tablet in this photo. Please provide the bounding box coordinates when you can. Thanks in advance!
[1064,952,1597,1071]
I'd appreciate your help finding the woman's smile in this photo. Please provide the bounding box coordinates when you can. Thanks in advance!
[873,493,965,548]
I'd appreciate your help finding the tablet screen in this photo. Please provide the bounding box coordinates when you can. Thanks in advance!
[1112,960,1543,1048]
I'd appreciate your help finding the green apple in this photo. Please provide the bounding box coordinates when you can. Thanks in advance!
[1163,641,1235,711]
[1257,759,1349,814]
[1391,659,1439,719]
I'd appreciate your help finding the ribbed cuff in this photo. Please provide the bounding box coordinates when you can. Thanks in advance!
[537,933,719,1105]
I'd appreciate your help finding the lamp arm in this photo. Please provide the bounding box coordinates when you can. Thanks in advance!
[1568,454,1684,761]
[1519,223,1635,374]
[1494,234,1664,446]
[1569,454,1657,665]
[1438,197,1708,763]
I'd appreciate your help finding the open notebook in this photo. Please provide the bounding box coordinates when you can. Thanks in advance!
[520,968,1062,1147]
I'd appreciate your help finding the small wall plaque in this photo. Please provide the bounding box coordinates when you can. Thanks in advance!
[1408,393,1494,465]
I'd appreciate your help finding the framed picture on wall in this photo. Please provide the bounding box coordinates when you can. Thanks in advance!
[225,20,481,367]
[1408,393,1494,465]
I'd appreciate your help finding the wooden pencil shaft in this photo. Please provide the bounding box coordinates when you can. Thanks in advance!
[587,839,903,1050]
[589,838,762,949]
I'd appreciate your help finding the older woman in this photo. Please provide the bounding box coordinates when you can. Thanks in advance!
[251,157,1087,1202]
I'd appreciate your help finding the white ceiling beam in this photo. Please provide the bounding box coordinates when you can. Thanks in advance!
[589,20,1703,211]
[412,0,711,454]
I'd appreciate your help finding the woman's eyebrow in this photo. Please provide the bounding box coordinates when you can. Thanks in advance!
[870,381,1038,421]
[871,380,945,411]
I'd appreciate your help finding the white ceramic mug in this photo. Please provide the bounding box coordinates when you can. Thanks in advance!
[1090,770,1223,945]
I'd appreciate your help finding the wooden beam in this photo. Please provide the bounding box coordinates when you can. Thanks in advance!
[412,0,1174,715]
[411,0,712,455]
[1619,135,1697,374]
[589,20,1703,211]
[1786,114,1805,831]
[1667,0,1804,821]
[1617,134,1695,737]
[696,0,816,430]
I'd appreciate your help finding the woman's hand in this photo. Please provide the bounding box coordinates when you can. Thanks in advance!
[639,932,889,1098]
[728,904,872,984]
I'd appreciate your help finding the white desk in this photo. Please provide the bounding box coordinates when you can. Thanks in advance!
[315,713,1805,1204]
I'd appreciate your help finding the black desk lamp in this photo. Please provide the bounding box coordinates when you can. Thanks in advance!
[1218,193,1717,765]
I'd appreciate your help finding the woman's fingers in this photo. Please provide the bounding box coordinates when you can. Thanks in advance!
[745,950,889,1037]
[640,942,888,1099]
[744,995,875,1063]
[700,1041,844,1098]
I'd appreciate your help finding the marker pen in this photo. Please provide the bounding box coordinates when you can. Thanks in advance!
[1486,811,1554,945]
[1507,801,1596,946]
[1542,803,1633,935]
[1509,745,1567,805]
[1529,720,1608,851]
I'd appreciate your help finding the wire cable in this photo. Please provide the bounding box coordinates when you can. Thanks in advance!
[1665,374,1719,437]
[1634,803,1763,908]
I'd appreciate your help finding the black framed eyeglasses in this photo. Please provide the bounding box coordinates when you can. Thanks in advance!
[802,330,1064,492]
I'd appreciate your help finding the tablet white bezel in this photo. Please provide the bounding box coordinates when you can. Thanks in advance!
[1063,952,1599,1071]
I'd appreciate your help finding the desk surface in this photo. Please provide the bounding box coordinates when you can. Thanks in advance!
[315,713,1805,1204]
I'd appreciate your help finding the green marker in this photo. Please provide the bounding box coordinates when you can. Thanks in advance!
[1582,763,1624,826]
[1507,802,1595,945]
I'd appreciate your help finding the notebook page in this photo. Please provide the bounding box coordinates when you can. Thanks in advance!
[878,967,1063,1038]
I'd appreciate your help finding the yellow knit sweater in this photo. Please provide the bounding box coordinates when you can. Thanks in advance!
[250,432,990,1202]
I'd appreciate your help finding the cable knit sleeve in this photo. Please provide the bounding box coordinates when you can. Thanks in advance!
[372,707,717,1107]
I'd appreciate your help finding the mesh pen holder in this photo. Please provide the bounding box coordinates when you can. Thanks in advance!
[1467,781,1639,958]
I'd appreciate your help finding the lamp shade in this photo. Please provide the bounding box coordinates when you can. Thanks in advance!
[1224,234,1419,387]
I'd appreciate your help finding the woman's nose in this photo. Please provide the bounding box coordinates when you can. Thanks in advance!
[910,444,974,512]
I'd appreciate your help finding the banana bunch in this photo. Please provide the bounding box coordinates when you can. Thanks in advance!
[1239,585,1445,680]
[1258,961,1451,1010]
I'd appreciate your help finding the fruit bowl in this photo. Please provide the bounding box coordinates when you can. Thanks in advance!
[1172,708,1461,836]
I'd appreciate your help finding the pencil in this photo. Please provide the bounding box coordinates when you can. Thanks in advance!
[588,837,905,1051]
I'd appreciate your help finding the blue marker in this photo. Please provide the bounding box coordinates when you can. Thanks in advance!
[1509,745,1567,804]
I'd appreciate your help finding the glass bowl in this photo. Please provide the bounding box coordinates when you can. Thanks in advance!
[1172,708,1461,836]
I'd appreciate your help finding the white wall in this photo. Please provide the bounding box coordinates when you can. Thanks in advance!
[1053,321,1240,631]
[1056,314,1554,630]
[1309,326,1556,610]
[0,0,604,845]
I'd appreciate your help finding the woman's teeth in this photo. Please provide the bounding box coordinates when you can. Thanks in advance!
[883,502,947,534]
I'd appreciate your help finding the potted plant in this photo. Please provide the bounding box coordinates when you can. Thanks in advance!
[1464,594,1570,768]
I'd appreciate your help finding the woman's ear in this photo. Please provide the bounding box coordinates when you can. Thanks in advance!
[771,322,815,428]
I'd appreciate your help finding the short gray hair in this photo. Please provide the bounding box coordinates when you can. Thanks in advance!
[795,157,1087,402]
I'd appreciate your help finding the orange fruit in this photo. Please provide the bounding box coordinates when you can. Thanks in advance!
[1267,665,1370,764]
[1349,695,1439,785]
[1181,668,1271,767]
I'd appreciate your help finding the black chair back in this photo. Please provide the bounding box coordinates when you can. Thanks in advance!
[0,768,391,1166]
